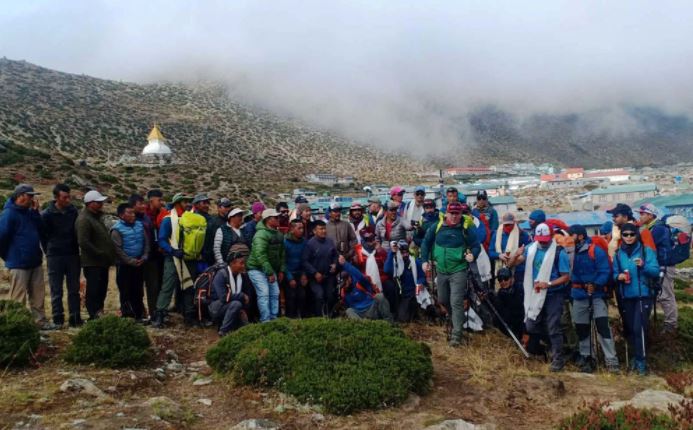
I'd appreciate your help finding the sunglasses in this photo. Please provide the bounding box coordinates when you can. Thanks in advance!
[423,205,435,209]
[477,196,487,200]
[415,191,425,196]
[621,233,636,238]
[280,210,290,214]
[498,277,511,282]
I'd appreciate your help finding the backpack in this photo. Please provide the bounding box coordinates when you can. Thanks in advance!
[193,263,227,321]
[663,215,691,265]
[179,211,207,261]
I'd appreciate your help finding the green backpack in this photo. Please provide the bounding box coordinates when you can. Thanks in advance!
[179,211,207,261]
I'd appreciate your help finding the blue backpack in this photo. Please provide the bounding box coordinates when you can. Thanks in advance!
[663,215,691,266]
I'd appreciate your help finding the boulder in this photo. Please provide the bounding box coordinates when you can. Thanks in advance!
[425,419,496,430]
[229,419,281,430]
[60,378,111,401]
[145,396,183,421]
[607,389,685,413]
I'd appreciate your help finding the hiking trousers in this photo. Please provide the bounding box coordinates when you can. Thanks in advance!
[525,291,565,362]
[658,266,678,329]
[156,257,195,320]
[9,266,46,323]
[309,275,337,317]
[571,298,618,366]
[83,266,110,320]
[436,270,467,342]
[345,293,393,322]
[209,299,244,335]
[46,255,81,324]
[283,272,308,318]
[116,264,145,319]
[248,270,279,322]
[622,297,652,361]
[143,256,162,318]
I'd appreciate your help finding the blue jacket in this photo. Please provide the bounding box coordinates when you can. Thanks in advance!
[613,243,660,299]
[644,221,672,267]
[158,216,176,256]
[241,220,258,245]
[472,204,499,234]
[570,238,611,300]
[111,220,145,259]
[488,228,531,273]
[383,251,425,298]
[342,262,375,312]
[284,233,306,281]
[0,199,44,269]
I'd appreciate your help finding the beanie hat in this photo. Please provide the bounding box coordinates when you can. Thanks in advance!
[599,221,613,236]
[529,209,546,223]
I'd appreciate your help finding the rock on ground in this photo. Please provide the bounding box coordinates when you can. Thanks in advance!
[228,419,281,430]
[59,378,112,401]
[606,389,685,413]
[425,419,496,430]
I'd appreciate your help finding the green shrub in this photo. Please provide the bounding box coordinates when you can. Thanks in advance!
[206,318,433,415]
[556,400,686,429]
[65,316,153,368]
[679,307,693,362]
[0,300,40,367]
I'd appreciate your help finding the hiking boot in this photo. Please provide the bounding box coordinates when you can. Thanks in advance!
[136,318,151,326]
[659,324,678,337]
[633,358,648,376]
[151,311,166,329]
[549,357,566,372]
[606,362,621,374]
[448,336,464,347]
[68,315,84,328]
[579,356,595,374]
[39,320,60,331]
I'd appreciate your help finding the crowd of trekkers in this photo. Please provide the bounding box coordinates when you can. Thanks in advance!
[0,182,690,375]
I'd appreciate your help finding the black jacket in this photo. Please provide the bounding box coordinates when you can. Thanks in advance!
[41,201,79,257]
[302,236,338,277]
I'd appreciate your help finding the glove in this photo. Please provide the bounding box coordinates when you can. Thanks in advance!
[172,249,184,259]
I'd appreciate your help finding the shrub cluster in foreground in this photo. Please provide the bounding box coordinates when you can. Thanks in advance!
[65,315,153,368]
[206,318,433,414]
[0,300,40,367]
[557,400,692,430]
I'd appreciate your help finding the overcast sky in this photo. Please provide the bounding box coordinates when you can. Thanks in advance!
[2,1,692,152]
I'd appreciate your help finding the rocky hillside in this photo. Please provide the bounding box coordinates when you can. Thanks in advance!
[0,58,423,200]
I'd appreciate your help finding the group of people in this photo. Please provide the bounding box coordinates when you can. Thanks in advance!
[0,182,685,375]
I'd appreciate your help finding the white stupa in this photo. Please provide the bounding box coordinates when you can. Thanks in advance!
[142,124,172,156]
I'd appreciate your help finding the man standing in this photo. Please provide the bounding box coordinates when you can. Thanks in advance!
[41,183,81,327]
[302,220,339,316]
[490,212,531,284]
[472,190,498,251]
[111,203,150,321]
[76,190,116,320]
[568,224,620,373]
[242,202,266,244]
[413,199,439,248]
[276,202,291,234]
[384,240,426,322]
[203,197,232,266]
[284,219,308,318]
[389,186,407,217]
[348,202,372,242]
[0,184,54,329]
[367,196,384,226]
[528,209,546,237]
[246,209,286,322]
[129,193,158,319]
[375,202,407,251]
[638,203,677,334]
[151,193,193,328]
[326,203,358,258]
[403,186,426,227]
[213,208,248,265]
[514,223,571,371]
[420,202,480,346]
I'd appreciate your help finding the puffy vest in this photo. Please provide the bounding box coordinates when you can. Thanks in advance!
[219,224,242,263]
[112,220,145,258]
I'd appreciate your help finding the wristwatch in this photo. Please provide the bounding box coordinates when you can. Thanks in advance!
[548,281,553,287]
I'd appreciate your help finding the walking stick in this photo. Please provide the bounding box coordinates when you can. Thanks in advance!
[588,290,598,370]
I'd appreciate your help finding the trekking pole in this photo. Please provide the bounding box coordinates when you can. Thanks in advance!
[587,290,598,370]
[468,271,530,358]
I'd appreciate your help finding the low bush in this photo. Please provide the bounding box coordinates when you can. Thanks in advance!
[206,318,433,415]
[0,300,40,367]
[65,316,153,368]
[679,307,693,362]
[556,400,692,429]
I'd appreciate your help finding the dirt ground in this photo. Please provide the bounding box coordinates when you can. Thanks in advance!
[0,268,688,430]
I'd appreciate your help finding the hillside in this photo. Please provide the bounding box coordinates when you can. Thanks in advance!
[0,58,424,201]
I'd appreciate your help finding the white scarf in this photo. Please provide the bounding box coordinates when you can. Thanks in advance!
[495,224,520,255]
[226,267,243,298]
[471,217,492,282]
[350,217,368,238]
[523,241,557,321]
[361,247,383,291]
[393,250,405,278]
[404,201,423,225]
[169,209,194,290]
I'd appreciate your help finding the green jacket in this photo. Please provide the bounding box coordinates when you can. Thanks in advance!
[76,208,117,267]
[247,220,286,276]
[419,216,480,274]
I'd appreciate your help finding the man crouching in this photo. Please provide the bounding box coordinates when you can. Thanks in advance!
[338,255,393,323]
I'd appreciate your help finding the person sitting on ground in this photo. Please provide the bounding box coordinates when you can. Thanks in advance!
[568,224,620,374]
[339,255,393,322]
[384,240,426,322]
[208,245,256,336]
[491,268,525,340]
[613,223,659,375]
[353,228,389,304]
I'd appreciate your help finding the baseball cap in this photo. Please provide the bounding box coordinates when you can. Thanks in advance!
[251,202,266,214]
[262,208,280,220]
[534,223,553,242]
[606,203,633,218]
[390,186,405,196]
[368,196,382,204]
[227,208,244,219]
[350,202,364,211]
[171,193,192,204]
[414,186,426,194]
[447,202,463,214]
[294,195,308,204]
[329,202,342,211]
[387,201,400,211]
[529,209,546,223]
[423,198,436,208]
[638,203,658,217]
[192,194,210,205]
[599,221,613,236]
[476,190,488,200]
[13,184,40,197]
[501,212,516,225]
[218,197,233,208]
[83,190,108,203]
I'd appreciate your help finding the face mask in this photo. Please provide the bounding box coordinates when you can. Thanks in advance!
[503,224,514,234]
